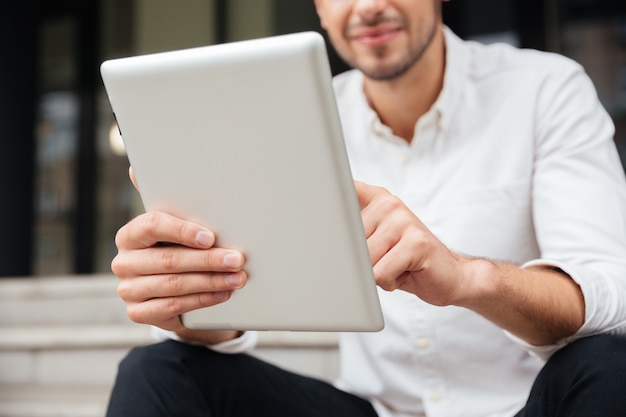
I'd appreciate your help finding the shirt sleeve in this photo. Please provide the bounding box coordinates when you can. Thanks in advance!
[151,326,259,354]
[505,60,626,361]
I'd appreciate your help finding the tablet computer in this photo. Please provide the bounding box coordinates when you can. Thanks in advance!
[100,32,384,332]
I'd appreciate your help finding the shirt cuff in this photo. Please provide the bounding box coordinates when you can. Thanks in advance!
[502,330,569,362]
[150,326,258,354]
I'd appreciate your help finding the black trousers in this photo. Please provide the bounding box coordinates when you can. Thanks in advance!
[106,334,626,417]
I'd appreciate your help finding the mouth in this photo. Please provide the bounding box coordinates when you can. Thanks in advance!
[352,27,402,47]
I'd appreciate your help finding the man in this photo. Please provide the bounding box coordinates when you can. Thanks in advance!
[107,0,626,416]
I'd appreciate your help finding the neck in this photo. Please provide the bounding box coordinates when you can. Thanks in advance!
[363,29,446,143]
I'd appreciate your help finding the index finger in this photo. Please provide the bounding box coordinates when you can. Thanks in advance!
[354,180,383,209]
[115,211,216,251]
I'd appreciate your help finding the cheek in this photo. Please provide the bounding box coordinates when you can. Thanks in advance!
[322,17,349,50]
[318,3,351,32]
[316,4,358,60]
[326,29,355,64]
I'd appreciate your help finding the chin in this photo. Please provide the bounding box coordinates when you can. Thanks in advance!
[360,61,413,81]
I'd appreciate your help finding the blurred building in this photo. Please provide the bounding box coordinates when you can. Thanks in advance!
[1,0,625,278]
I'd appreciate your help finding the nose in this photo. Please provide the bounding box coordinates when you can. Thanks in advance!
[353,0,389,22]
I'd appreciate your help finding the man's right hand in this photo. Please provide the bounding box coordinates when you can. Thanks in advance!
[111,211,247,343]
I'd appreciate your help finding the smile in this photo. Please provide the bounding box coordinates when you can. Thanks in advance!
[353,27,401,47]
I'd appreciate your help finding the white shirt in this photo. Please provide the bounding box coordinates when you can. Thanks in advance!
[155,27,626,417]
[331,27,626,417]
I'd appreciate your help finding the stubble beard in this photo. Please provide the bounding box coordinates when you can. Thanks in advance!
[341,17,438,81]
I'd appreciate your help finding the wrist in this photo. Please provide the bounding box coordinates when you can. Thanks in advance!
[454,257,500,310]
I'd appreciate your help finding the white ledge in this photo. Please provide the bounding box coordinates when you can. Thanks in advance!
[0,275,118,300]
[0,324,152,350]
[0,324,340,351]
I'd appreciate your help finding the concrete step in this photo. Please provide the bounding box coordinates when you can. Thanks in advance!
[0,330,338,417]
[0,276,340,417]
[0,323,151,386]
[0,275,127,326]
[0,323,152,351]
[0,384,111,417]
[0,323,339,385]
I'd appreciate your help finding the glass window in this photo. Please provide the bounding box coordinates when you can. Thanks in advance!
[33,17,79,275]
[93,0,220,272]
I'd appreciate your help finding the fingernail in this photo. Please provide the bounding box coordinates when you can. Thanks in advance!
[223,252,243,269]
[195,231,214,247]
[214,291,230,301]
[225,273,243,288]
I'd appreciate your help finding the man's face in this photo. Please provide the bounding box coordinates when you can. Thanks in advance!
[314,0,443,81]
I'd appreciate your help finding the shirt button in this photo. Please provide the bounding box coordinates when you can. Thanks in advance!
[372,119,385,135]
[415,337,430,349]
[429,390,443,402]
[398,153,410,165]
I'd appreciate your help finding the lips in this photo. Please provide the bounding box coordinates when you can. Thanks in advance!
[352,27,401,47]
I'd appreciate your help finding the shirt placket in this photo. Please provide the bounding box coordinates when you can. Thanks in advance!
[406,112,450,417]
[407,301,448,416]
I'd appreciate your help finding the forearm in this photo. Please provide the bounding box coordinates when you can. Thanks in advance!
[457,258,585,346]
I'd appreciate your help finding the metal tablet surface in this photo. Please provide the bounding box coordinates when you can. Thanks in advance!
[101,32,383,332]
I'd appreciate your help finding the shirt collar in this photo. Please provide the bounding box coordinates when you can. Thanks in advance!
[351,26,470,138]
[349,72,398,140]
[435,26,470,132]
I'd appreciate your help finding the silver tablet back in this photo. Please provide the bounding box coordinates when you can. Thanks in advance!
[101,32,384,331]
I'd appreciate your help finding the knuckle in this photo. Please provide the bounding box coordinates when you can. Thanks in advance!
[142,211,163,231]
[202,249,223,270]
[386,211,406,230]
[163,274,185,295]
[138,212,164,241]
[126,305,148,324]
[116,213,163,250]
[110,254,130,278]
[195,293,211,307]
[113,226,126,249]
[408,237,425,253]
[203,247,217,262]
[374,193,401,213]
[178,223,196,246]
[375,272,395,291]
[386,195,404,211]
[372,184,389,196]
[204,276,221,292]
[407,229,428,251]
[116,280,132,301]
[158,247,177,270]
[164,296,183,317]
